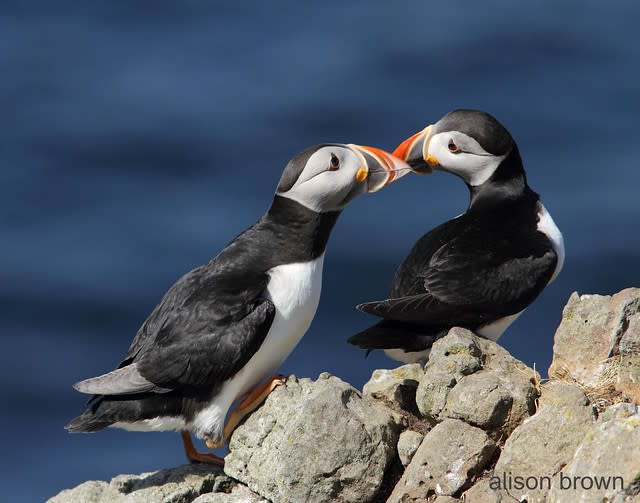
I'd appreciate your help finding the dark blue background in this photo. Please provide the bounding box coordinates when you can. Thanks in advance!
[2,2,639,501]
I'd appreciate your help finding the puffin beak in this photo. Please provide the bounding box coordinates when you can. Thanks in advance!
[348,144,412,192]
[392,124,436,175]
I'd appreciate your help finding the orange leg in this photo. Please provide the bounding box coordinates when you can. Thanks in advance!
[205,374,287,449]
[181,431,224,466]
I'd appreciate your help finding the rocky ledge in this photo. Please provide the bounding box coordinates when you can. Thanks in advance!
[49,288,640,503]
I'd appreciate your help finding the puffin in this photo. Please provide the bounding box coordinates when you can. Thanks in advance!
[66,143,409,465]
[348,109,564,364]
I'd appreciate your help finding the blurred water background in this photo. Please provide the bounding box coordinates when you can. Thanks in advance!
[2,1,640,501]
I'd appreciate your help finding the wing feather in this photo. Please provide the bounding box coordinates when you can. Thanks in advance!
[358,232,557,326]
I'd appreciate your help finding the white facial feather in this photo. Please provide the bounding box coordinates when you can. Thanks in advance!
[278,147,365,212]
[429,132,507,186]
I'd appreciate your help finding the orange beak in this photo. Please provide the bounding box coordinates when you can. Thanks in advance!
[348,144,412,192]
[392,125,435,174]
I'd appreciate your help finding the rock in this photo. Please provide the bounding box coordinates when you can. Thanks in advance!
[192,484,268,502]
[397,430,424,467]
[616,313,640,404]
[427,327,485,375]
[224,374,399,503]
[433,496,460,503]
[442,373,513,430]
[548,411,640,503]
[47,464,238,503]
[537,380,589,408]
[416,328,539,435]
[387,419,496,502]
[362,363,423,412]
[471,334,541,435]
[48,481,108,503]
[550,289,640,390]
[415,328,483,421]
[415,366,458,421]
[598,401,638,422]
[619,313,640,354]
[490,381,595,503]
[461,479,503,503]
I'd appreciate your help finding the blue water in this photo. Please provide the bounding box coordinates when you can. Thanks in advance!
[2,2,640,501]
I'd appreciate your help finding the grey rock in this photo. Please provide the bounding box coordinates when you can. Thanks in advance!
[416,328,483,421]
[47,465,235,503]
[550,288,640,389]
[224,374,398,503]
[362,363,423,412]
[461,479,503,503]
[471,335,540,435]
[548,412,640,503]
[619,313,640,354]
[491,381,595,503]
[442,373,513,430]
[428,327,484,376]
[416,366,458,421]
[192,485,268,502]
[433,496,461,503]
[397,430,424,467]
[388,419,496,502]
[417,328,539,435]
[48,481,108,503]
[616,315,640,404]
[537,380,589,408]
[599,401,639,422]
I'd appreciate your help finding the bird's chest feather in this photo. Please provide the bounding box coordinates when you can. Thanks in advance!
[227,255,324,395]
[265,254,324,341]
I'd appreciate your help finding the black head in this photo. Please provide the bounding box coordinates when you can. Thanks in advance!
[436,109,514,156]
[393,109,520,187]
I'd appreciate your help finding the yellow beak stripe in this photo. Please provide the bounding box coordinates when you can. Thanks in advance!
[355,168,368,182]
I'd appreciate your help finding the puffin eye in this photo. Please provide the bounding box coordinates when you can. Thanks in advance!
[448,139,460,153]
[329,153,340,171]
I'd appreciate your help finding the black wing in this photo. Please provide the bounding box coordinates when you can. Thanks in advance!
[358,230,557,326]
[74,261,275,395]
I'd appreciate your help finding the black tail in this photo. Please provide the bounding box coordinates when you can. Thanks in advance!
[66,400,113,432]
[65,393,185,433]
[66,395,118,432]
[347,320,445,352]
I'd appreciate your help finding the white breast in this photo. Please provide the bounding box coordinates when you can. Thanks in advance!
[245,253,325,387]
[190,254,325,440]
[536,203,564,283]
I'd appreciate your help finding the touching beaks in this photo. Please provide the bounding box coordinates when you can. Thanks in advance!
[392,124,436,175]
[348,144,412,192]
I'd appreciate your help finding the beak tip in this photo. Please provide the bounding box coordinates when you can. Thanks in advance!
[393,124,434,169]
[350,144,411,193]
